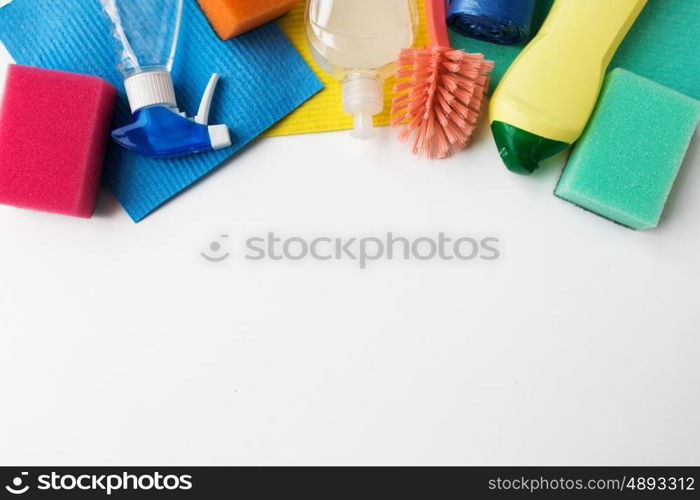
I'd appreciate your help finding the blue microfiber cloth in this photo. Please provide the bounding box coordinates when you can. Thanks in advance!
[0,0,322,222]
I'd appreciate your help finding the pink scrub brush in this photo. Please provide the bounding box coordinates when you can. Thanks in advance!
[392,0,493,159]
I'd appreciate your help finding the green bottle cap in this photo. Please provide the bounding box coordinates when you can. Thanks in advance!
[491,121,570,175]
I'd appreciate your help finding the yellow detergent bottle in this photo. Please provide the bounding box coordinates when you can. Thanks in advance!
[489,0,647,174]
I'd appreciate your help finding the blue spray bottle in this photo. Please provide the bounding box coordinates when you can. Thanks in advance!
[101,0,231,158]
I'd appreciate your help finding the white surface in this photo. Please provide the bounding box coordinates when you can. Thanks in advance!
[1,45,699,466]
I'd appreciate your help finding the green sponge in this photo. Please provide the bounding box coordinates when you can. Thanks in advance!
[555,69,700,230]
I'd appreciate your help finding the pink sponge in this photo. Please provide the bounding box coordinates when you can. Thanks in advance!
[0,65,117,218]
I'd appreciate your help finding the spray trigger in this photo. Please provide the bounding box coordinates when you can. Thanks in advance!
[112,71,232,158]
[195,73,220,125]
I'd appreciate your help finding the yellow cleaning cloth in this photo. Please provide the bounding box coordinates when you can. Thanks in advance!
[266,0,429,136]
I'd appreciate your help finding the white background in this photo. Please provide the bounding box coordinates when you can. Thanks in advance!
[0,43,699,466]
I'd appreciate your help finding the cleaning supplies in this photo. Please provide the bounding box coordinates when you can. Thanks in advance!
[555,69,700,230]
[0,0,322,222]
[446,0,536,45]
[305,0,419,139]
[391,0,493,158]
[268,0,430,137]
[101,0,231,157]
[197,0,300,40]
[0,65,116,218]
[489,0,647,175]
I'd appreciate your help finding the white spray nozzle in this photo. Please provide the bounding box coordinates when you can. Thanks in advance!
[208,124,231,150]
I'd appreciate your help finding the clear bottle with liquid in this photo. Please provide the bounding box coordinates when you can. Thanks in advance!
[305,0,419,139]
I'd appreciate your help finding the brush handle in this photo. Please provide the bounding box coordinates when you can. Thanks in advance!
[426,0,451,47]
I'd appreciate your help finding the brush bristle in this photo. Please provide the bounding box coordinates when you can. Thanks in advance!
[392,46,493,159]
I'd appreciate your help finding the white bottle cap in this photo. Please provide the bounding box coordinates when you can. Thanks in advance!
[124,71,177,113]
[342,75,384,140]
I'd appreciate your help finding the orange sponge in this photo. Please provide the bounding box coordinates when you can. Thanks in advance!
[197,0,301,40]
